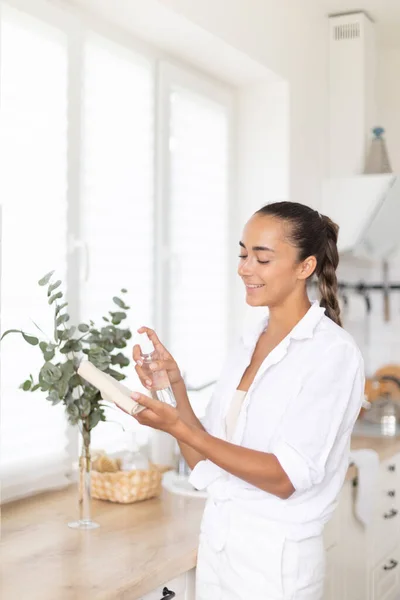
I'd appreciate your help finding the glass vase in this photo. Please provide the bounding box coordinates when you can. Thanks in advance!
[68,425,99,530]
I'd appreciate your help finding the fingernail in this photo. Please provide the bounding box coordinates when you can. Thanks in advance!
[136,360,143,367]
[146,380,152,386]
[149,363,156,371]
[132,392,140,400]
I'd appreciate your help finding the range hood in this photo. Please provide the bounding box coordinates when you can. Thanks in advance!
[323,174,400,259]
[322,12,400,260]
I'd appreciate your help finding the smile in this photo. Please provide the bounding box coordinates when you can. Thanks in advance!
[245,284,265,289]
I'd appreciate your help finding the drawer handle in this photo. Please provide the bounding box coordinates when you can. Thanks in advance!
[161,587,176,599]
[383,509,398,519]
[383,559,398,571]
[387,490,396,497]
[388,464,396,472]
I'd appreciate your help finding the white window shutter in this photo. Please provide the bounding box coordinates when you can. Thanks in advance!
[80,34,155,452]
[0,6,70,501]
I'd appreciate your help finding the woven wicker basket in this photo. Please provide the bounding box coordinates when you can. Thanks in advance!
[91,463,171,504]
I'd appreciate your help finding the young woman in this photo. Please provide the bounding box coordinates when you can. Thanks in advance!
[129,202,364,600]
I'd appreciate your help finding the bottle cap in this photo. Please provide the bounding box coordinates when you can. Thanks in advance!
[139,333,154,356]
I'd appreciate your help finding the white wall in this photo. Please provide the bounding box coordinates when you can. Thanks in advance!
[159,0,329,210]
[340,41,400,377]
[377,45,400,172]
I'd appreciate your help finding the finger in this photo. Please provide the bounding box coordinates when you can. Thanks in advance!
[132,344,142,364]
[131,392,160,411]
[134,364,153,388]
[137,326,164,353]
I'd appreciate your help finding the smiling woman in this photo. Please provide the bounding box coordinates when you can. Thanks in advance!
[129,201,364,600]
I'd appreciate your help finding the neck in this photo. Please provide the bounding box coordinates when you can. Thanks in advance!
[266,294,311,337]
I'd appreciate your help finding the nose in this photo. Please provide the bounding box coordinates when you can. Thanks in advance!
[238,256,253,277]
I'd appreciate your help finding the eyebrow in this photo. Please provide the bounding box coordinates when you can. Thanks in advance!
[239,241,275,252]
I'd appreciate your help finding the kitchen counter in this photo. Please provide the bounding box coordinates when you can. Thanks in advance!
[2,430,400,600]
[0,485,206,600]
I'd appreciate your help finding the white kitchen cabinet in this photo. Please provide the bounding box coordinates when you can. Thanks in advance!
[324,545,342,600]
[322,452,400,600]
[371,545,400,600]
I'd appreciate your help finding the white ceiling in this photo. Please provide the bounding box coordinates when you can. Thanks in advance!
[322,0,400,45]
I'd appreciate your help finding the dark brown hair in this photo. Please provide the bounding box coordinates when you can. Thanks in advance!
[256,201,342,327]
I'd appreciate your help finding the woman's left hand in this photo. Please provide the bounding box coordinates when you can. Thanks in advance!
[127,392,182,436]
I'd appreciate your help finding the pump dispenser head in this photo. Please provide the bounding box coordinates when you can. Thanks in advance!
[139,333,154,356]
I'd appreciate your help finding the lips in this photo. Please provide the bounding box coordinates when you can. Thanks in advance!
[245,284,265,289]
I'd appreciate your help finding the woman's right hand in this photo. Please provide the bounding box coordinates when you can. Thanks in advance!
[132,326,183,389]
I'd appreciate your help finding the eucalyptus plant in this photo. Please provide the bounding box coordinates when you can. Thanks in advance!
[1,270,133,453]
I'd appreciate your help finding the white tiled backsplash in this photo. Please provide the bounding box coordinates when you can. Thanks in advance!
[338,258,400,377]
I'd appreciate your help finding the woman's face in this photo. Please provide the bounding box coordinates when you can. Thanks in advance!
[238,213,309,308]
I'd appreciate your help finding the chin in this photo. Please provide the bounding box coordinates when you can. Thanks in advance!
[245,294,269,307]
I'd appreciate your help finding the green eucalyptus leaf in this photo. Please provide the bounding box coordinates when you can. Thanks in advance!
[38,271,54,286]
[106,368,125,382]
[121,288,127,293]
[67,403,80,418]
[21,380,32,391]
[31,383,41,392]
[112,296,124,308]
[49,291,63,305]
[39,379,50,392]
[78,323,89,333]
[57,329,70,342]
[111,353,130,368]
[55,302,68,316]
[47,390,62,405]
[40,362,62,384]
[0,329,21,342]
[69,374,82,388]
[89,411,102,430]
[110,311,126,325]
[60,340,82,354]
[22,333,39,346]
[56,314,70,326]
[47,280,62,296]
[63,391,75,406]
[112,297,129,310]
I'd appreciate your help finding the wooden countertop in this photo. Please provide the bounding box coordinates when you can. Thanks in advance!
[351,434,400,462]
[2,433,400,600]
[0,485,206,600]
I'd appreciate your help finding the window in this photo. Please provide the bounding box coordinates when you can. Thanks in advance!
[160,65,231,415]
[0,2,234,501]
[0,5,69,501]
[81,34,154,451]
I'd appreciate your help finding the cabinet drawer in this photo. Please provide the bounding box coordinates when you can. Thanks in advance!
[372,546,400,600]
[379,458,400,492]
[371,497,400,564]
[140,573,186,600]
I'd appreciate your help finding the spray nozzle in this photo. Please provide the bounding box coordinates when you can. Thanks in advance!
[139,333,154,356]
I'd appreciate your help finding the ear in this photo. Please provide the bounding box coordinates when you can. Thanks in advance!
[297,255,317,280]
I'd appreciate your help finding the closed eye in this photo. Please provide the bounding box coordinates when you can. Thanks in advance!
[238,255,270,264]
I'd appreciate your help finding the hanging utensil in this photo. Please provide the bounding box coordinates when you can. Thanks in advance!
[383,260,390,322]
